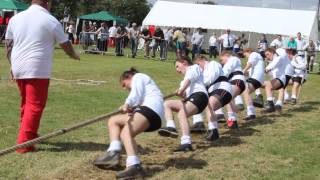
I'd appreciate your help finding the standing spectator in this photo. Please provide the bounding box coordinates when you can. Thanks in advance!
[239,33,248,51]
[287,37,297,49]
[270,35,283,48]
[5,0,80,153]
[108,24,117,48]
[233,39,241,53]
[115,25,127,56]
[304,40,317,73]
[173,28,187,59]
[140,26,151,58]
[152,26,165,60]
[96,22,109,52]
[163,28,173,60]
[191,28,204,59]
[66,22,75,44]
[219,29,238,51]
[257,34,268,58]
[209,32,219,59]
[81,21,91,50]
[128,23,139,58]
[296,32,306,57]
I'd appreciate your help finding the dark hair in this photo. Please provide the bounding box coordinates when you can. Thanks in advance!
[220,50,233,56]
[287,49,297,55]
[175,56,193,66]
[265,47,277,54]
[120,67,139,81]
[194,55,208,62]
[243,48,254,53]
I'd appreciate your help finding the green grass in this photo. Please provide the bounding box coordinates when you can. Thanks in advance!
[0,47,319,180]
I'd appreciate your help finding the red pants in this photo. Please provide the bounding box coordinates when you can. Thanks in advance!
[16,79,49,153]
[109,37,116,48]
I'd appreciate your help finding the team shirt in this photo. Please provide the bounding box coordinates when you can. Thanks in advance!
[179,65,208,98]
[222,56,245,82]
[265,55,287,84]
[125,73,164,119]
[291,55,307,78]
[5,5,68,79]
[202,61,232,95]
[247,52,265,84]
[276,48,294,76]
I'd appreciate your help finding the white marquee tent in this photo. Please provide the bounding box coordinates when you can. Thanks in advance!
[143,1,318,42]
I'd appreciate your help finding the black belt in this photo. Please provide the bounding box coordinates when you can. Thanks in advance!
[228,71,244,80]
[206,76,228,90]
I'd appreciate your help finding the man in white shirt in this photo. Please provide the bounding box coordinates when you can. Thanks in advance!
[219,29,238,51]
[209,32,219,58]
[191,28,204,59]
[270,35,283,49]
[108,24,118,48]
[5,0,79,154]
[296,32,306,57]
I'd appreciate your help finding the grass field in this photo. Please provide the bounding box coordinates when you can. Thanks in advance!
[0,47,320,180]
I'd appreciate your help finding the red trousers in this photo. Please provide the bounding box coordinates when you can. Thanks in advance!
[109,37,116,48]
[16,79,49,153]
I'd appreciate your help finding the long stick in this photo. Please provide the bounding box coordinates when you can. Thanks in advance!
[0,93,176,157]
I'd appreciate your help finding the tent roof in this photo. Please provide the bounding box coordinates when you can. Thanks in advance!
[143,1,318,39]
[0,0,28,10]
[79,11,128,24]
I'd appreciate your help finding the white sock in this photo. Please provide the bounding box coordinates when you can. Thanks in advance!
[181,135,191,145]
[215,108,224,115]
[291,95,297,99]
[267,97,274,101]
[208,121,218,130]
[284,91,290,101]
[192,114,204,124]
[235,95,244,105]
[126,155,140,167]
[255,89,262,96]
[166,120,176,128]
[275,100,283,106]
[247,105,256,116]
[227,112,237,121]
[107,140,122,152]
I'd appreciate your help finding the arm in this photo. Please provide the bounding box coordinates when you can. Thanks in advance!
[243,62,252,75]
[5,39,13,64]
[60,41,80,60]
[292,57,307,70]
[125,76,145,108]
[177,79,191,97]
[265,57,280,73]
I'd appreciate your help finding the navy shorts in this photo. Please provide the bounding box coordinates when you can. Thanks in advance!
[209,89,232,107]
[185,92,209,114]
[231,79,246,95]
[135,106,162,132]
[247,78,262,89]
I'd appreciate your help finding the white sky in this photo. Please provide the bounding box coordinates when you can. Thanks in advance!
[148,0,319,11]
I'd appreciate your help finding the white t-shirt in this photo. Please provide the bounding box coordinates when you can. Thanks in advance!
[203,61,232,95]
[125,73,164,119]
[276,48,294,76]
[247,52,265,84]
[296,38,306,55]
[265,55,287,84]
[270,38,283,48]
[5,5,68,79]
[291,55,307,78]
[180,65,208,98]
[109,26,117,37]
[223,56,245,82]
[209,36,219,47]
[219,34,238,48]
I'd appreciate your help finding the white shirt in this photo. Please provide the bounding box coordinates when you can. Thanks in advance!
[265,55,287,84]
[223,56,245,82]
[180,65,208,98]
[219,34,237,48]
[109,26,117,37]
[164,29,173,41]
[270,38,283,48]
[203,61,232,95]
[191,32,204,46]
[209,36,219,47]
[125,73,164,119]
[276,48,294,76]
[247,52,265,84]
[291,55,307,78]
[5,5,68,79]
[296,38,306,55]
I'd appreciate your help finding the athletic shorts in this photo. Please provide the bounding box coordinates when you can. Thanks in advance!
[273,78,285,90]
[284,75,292,89]
[185,92,209,114]
[135,106,162,132]
[230,79,246,94]
[176,42,186,50]
[246,78,262,89]
[292,77,306,85]
[209,89,232,107]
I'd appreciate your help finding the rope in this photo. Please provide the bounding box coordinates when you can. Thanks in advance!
[0,93,176,157]
[51,78,107,86]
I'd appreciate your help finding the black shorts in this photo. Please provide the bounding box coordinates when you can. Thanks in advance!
[209,89,232,107]
[230,79,246,94]
[273,78,285,90]
[135,106,161,132]
[185,92,208,114]
[284,75,292,89]
[292,77,306,85]
[246,78,262,89]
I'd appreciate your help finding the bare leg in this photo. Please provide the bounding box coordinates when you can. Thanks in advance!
[177,101,198,137]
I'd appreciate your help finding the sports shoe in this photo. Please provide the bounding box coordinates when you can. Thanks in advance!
[190,122,206,133]
[243,115,256,121]
[158,127,178,138]
[116,164,146,180]
[275,104,282,112]
[94,151,121,169]
[262,101,275,113]
[217,114,226,123]
[206,129,219,141]
[253,95,264,108]
[174,144,193,152]
[291,98,297,105]
[226,120,239,129]
[236,104,245,111]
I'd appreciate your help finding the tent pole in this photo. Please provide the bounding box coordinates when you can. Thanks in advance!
[248,32,251,48]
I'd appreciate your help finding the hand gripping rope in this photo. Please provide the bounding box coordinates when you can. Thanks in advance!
[0,93,176,157]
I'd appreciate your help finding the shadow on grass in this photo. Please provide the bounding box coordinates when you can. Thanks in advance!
[39,141,106,152]
[287,101,320,112]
